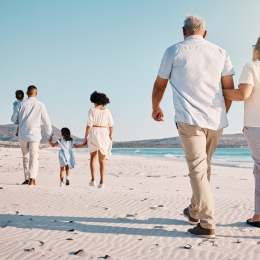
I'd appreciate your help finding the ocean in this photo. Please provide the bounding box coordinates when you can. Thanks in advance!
[111,148,253,168]
[78,148,253,168]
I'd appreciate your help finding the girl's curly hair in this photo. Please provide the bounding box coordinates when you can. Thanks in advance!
[90,91,110,106]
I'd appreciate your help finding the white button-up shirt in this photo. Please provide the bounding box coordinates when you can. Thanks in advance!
[158,35,235,130]
[11,97,52,142]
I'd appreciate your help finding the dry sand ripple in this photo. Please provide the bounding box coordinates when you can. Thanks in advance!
[0,148,259,259]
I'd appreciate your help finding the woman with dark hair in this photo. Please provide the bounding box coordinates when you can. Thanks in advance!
[224,37,260,228]
[49,127,86,187]
[84,91,114,189]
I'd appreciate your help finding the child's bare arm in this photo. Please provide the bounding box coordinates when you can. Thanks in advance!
[73,143,87,148]
[48,137,59,147]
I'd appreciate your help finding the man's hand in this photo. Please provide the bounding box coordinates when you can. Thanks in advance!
[152,107,164,121]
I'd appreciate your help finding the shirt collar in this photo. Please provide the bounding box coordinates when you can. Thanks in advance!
[185,35,204,40]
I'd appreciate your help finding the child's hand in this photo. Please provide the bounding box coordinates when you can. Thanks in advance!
[49,136,53,142]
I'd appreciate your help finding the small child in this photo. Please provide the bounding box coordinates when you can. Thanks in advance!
[13,90,24,136]
[48,127,86,187]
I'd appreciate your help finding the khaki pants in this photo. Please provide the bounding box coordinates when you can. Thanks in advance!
[243,126,260,215]
[177,122,223,229]
[19,140,40,180]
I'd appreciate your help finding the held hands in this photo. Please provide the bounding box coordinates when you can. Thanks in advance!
[83,138,88,146]
[152,107,164,122]
[49,136,53,142]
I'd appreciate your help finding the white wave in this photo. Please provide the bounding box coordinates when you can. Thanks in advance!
[163,153,184,158]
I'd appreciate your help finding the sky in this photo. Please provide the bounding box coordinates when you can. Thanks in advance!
[0,0,259,141]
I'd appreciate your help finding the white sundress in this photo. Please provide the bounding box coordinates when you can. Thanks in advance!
[87,107,114,157]
[57,138,76,169]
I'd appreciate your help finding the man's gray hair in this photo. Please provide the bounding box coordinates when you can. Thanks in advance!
[184,15,206,32]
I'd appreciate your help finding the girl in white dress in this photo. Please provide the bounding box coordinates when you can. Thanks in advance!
[49,127,86,187]
[84,91,114,188]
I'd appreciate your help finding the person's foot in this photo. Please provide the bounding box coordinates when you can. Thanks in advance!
[22,180,29,185]
[187,223,215,239]
[60,181,64,187]
[98,183,105,189]
[183,207,199,225]
[28,178,36,185]
[246,219,260,228]
[66,179,70,186]
[89,181,96,186]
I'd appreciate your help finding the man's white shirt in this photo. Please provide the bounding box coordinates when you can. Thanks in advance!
[158,35,235,130]
[11,97,52,142]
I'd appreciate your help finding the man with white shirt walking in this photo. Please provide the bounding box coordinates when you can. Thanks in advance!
[152,15,235,238]
[11,85,53,185]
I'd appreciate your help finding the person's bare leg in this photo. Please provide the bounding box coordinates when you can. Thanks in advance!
[65,165,70,185]
[98,151,106,184]
[60,167,65,182]
[90,151,98,182]
[251,214,260,221]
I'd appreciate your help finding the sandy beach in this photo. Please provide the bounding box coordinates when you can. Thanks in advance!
[0,147,259,260]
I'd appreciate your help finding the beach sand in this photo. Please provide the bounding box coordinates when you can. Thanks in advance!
[0,148,259,260]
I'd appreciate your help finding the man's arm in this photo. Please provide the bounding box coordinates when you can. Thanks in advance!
[41,105,53,137]
[152,76,168,121]
[223,84,253,101]
[221,75,235,113]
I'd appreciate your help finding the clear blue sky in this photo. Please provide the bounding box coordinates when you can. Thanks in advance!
[1,0,259,141]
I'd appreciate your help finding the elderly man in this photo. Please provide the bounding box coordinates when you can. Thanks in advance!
[12,85,53,185]
[152,15,235,238]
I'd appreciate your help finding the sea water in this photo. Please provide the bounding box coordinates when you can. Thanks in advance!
[111,148,253,168]
[78,148,253,168]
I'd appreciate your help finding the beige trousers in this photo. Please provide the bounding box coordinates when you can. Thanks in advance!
[19,140,40,180]
[177,122,223,229]
[243,126,260,215]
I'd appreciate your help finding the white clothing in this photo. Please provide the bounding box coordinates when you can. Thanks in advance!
[158,35,235,130]
[87,107,114,156]
[12,100,23,124]
[19,140,40,180]
[11,97,53,142]
[57,138,76,169]
[87,107,114,127]
[239,60,260,127]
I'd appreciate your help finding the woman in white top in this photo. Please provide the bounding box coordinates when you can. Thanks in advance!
[223,37,260,228]
[84,91,114,189]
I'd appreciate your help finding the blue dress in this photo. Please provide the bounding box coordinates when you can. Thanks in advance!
[57,138,76,169]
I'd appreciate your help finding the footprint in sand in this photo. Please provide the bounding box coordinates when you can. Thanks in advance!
[150,205,165,210]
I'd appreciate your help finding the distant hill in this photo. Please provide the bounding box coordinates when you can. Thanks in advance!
[113,133,248,148]
[0,124,248,148]
[0,124,81,144]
